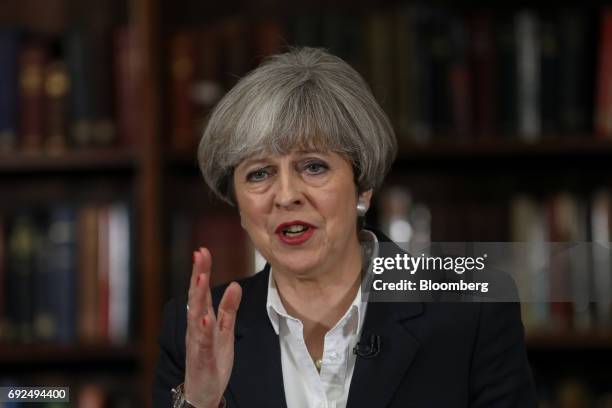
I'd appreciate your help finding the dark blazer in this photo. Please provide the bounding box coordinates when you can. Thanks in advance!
[153,231,537,407]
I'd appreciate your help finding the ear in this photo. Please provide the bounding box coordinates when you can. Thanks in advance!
[358,189,373,210]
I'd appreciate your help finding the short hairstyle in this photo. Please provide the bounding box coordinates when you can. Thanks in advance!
[197,46,397,205]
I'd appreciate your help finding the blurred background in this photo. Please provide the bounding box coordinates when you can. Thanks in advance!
[1,0,612,406]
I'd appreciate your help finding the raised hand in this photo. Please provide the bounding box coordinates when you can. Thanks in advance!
[184,247,242,408]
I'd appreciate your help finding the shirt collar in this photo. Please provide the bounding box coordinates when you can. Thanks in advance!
[265,228,379,336]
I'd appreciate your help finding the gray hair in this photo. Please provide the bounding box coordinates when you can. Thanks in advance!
[197,47,397,205]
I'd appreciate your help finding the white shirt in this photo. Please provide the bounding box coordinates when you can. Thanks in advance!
[265,230,378,408]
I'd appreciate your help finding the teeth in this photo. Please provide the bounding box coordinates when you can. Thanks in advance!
[283,224,307,234]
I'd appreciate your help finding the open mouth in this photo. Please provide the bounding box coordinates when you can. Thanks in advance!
[282,224,310,237]
[275,221,316,244]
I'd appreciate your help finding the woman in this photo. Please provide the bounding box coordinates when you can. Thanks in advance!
[153,47,537,408]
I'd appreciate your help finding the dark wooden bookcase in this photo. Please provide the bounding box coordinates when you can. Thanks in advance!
[2,0,612,405]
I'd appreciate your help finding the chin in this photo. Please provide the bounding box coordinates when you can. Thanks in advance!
[273,256,322,276]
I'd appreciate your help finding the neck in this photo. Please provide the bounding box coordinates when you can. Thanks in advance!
[272,235,363,330]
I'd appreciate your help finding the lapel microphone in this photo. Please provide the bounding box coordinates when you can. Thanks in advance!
[353,334,381,359]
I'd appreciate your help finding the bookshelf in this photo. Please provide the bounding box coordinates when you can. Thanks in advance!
[1,0,612,406]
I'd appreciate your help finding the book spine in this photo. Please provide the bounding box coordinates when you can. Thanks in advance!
[43,60,70,154]
[559,9,593,134]
[0,28,19,152]
[169,31,195,151]
[595,9,612,139]
[516,11,541,142]
[6,214,37,342]
[468,11,496,140]
[64,31,95,148]
[97,205,110,340]
[114,26,141,147]
[48,206,77,343]
[539,13,561,135]
[18,43,48,153]
[108,202,131,344]
[77,205,99,342]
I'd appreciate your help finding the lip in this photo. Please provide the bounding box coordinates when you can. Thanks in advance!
[274,221,317,246]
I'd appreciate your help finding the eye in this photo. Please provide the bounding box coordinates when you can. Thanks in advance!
[303,161,328,175]
[246,168,270,182]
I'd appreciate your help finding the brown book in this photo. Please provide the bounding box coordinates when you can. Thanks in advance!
[18,43,48,153]
[43,60,69,155]
[77,205,99,343]
[253,19,286,62]
[169,31,196,151]
[467,11,496,140]
[114,26,141,147]
[97,205,110,340]
[192,212,252,287]
[219,16,249,89]
[546,192,579,332]
[192,26,224,136]
[365,12,397,129]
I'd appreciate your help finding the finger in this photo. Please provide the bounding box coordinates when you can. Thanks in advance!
[187,250,212,323]
[198,247,215,317]
[217,282,242,335]
[187,273,215,349]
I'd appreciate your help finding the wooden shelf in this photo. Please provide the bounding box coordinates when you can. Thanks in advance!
[396,137,612,161]
[0,149,137,173]
[165,138,612,169]
[526,332,612,350]
[0,343,141,366]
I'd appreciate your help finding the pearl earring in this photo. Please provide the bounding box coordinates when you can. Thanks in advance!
[356,201,368,217]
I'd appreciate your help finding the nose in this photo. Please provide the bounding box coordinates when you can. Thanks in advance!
[274,168,304,210]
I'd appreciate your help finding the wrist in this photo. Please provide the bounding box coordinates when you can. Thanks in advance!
[171,383,226,408]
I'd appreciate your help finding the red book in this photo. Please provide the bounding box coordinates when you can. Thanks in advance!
[114,26,141,147]
[596,9,612,139]
[169,31,195,151]
[18,43,48,153]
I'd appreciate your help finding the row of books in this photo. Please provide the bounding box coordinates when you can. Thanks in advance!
[167,209,254,300]
[0,201,134,344]
[511,190,612,333]
[536,376,612,407]
[374,184,612,333]
[167,6,612,149]
[0,25,141,155]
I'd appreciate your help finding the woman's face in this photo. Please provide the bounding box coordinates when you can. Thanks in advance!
[233,150,372,276]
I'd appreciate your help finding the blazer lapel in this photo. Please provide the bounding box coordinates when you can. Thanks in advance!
[346,301,424,408]
[227,266,288,408]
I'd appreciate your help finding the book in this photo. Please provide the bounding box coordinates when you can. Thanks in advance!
[43,60,69,154]
[114,26,141,147]
[595,8,612,139]
[18,42,48,153]
[77,204,99,342]
[558,9,595,134]
[516,10,541,142]
[5,213,38,342]
[169,31,196,151]
[45,205,78,343]
[0,28,19,152]
[108,202,131,344]
[467,10,496,140]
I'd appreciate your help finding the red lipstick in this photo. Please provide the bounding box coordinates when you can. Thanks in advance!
[275,221,316,246]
